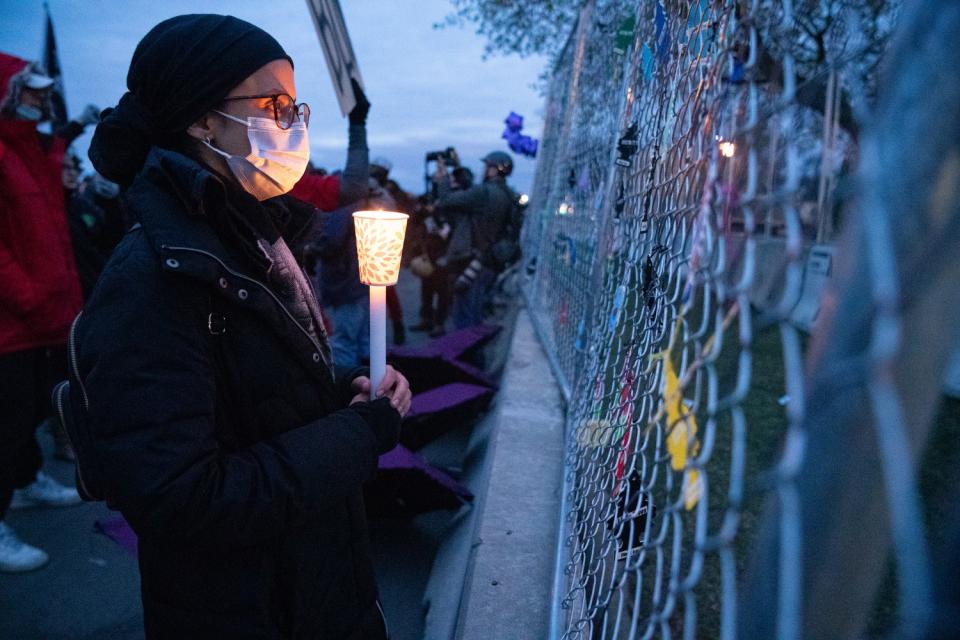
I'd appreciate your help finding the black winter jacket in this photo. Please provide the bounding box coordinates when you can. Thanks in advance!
[74,148,397,639]
[434,177,513,267]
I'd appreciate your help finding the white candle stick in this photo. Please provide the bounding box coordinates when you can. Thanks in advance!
[352,210,409,399]
[369,284,387,395]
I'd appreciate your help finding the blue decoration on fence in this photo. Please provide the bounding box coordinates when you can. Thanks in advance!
[575,316,587,351]
[609,284,627,332]
[594,179,606,211]
[727,58,746,84]
[555,233,577,267]
[641,43,655,79]
[686,0,712,55]
[502,111,539,158]
[655,3,671,61]
[576,167,591,193]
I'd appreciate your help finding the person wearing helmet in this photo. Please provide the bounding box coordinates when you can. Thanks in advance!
[480,150,513,179]
[432,150,516,329]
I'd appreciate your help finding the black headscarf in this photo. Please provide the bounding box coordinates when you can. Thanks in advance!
[89,14,292,187]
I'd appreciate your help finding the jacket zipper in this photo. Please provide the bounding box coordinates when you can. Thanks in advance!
[375,600,390,638]
[161,245,332,371]
[53,381,94,498]
[68,312,89,410]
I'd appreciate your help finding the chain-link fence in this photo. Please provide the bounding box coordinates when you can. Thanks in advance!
[521,0,960,637]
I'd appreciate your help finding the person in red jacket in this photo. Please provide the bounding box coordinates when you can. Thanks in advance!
[289,81,408,348]
[0,53,85,573]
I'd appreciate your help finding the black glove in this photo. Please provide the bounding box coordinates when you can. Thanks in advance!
[348,78,370,126]
[79,103,101,126]
[350,397,401,454]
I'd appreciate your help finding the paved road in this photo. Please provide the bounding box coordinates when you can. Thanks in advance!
[0,267,502,640]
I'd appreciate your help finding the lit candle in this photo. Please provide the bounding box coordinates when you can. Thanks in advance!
[352,210,409,396]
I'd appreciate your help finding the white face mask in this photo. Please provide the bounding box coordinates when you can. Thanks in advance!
[16,104,43,121]
[202,110,310,201]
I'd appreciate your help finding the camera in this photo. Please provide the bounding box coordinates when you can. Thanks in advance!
[425,146,460,167]
[454,257,483,292]
[423,146,462,200]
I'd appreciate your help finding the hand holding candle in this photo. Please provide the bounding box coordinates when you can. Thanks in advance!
[352,210,409,395]
[349,365,412,417]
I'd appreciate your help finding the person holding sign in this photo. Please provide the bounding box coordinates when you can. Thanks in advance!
[73,14,409,639]
[289,77,372,212]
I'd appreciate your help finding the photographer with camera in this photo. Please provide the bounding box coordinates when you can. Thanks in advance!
[431,150,516,329]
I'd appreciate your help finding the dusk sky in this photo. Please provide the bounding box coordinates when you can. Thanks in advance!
[0,0,549,194]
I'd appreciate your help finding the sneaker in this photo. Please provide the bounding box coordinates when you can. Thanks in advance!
[409,320,433,332]
[0,521,49,573]
[10,471,82,509]
[428,326,447,338]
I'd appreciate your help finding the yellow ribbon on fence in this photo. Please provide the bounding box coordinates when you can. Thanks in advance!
[662,353,703,510]
[649,316,704,511]
[643,303,739,510]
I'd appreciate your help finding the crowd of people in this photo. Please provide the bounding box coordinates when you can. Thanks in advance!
[0,13,522,639]
[304,146,525,366]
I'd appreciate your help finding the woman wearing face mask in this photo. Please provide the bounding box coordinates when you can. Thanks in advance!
[77,15,410,639]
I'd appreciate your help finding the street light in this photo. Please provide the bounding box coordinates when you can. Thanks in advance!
[352,210,409,394]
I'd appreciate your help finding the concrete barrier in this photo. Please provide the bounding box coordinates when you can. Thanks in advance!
[436,307,566,640]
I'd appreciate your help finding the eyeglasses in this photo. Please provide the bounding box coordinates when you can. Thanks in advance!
[220,93,310,130]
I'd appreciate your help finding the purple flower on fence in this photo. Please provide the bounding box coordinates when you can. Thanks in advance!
[501,111,538,158]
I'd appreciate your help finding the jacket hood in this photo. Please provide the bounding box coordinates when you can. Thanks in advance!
[0,53,28,95]
[0,53,33,116]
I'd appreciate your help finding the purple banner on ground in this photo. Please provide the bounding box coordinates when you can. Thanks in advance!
[94,516,138,556]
